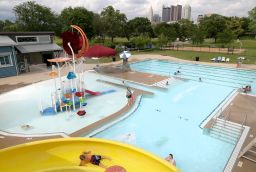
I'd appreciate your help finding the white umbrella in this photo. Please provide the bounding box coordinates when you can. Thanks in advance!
[119,51,131,59]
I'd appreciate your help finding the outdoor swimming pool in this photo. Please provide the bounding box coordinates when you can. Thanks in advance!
[1,59,254,171]
[92,60,256,172]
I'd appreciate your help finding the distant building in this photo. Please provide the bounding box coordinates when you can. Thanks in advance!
[170,5,182,21]
[152,14,161,23]
[197,14,204,23]
[0,32,62,78]
[170,5,176,21]
[182,4,191,20]
[176,5,182,21]
[148,6,154,22]
[162,6,171,22]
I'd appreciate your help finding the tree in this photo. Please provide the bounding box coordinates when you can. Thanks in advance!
[226,17,244,38]
[130,35,151,50]
[0,20,4,31]
[199,14,227,42]
[60,7,94,39]
[191,26,205,45]
[2,20,18,32]
[92,13,104,40]
[101,6,127,42]
[13,1,59,33]
[157,33,168,49]
[248,7,256,36]
[127,17,154,37]
[240,17,251,34]
[177,19,195,41]
[154,23,178,42]
[217,29,235,47]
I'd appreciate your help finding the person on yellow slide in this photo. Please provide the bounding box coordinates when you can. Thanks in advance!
[79,151,112,168]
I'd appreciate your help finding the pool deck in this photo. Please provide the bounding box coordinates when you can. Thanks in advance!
[220,94,256,172]
[1,54,256,171]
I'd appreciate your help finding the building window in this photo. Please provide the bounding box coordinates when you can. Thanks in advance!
[0,53,13,68]
[16,36,38,43]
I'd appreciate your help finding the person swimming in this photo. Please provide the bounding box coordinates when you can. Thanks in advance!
[21,124,33,129]
[165,154,176,166]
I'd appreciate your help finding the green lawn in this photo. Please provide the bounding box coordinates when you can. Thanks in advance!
[134,39,256,64]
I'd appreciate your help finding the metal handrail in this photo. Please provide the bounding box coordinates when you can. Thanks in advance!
[241,113,247,128]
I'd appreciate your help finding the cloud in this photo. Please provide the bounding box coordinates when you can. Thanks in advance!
[0,0,255,21]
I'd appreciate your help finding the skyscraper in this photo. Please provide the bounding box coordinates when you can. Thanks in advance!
[182,4,191,20]
[170,5,182,21]
[148,6,153,22]
[162,6,171,22]
[153,14,161,23]
[170,5,176,21]
[176,5,182,20]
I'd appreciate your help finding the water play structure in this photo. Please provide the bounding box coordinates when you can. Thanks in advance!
[41,25,116,116]
[0,138,179,172]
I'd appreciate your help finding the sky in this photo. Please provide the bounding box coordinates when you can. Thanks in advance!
[0,0,256,21]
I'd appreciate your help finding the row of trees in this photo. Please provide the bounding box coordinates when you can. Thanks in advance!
[0,1,256,47]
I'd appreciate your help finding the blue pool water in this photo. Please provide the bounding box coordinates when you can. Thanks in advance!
[131,59,256,93]
[93,60,256,172]
[95,80,234,172]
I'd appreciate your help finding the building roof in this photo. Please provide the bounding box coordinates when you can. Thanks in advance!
[0,32,55,36]
[0,36,17,46]
[16,43,62,53]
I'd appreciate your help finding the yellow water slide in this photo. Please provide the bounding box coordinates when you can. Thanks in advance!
[0,138,179,172]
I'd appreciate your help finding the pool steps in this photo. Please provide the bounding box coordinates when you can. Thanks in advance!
[151,78,174,88]
[208,118,243,145]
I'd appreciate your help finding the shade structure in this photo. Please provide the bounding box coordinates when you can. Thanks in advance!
[119,51,131,59]
[84,45,116,58]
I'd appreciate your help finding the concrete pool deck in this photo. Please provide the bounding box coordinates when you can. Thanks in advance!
[1,54,256,171]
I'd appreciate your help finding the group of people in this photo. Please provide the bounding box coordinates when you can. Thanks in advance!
[242,85,252,93]
[174,70,181,76]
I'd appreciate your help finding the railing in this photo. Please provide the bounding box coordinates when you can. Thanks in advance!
[241,113,247,128]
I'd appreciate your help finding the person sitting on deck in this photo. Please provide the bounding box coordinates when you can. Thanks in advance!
[165,153,176,166]
[79,151,111,168]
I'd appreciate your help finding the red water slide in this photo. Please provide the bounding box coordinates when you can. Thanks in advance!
[85,89,101,96]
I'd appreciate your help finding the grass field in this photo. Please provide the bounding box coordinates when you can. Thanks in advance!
[134,39,256,64]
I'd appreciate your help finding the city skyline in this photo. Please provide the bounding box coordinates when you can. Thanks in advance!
[0,0,255,21]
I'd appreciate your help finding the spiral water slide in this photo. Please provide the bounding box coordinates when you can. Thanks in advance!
[0,138,179,172]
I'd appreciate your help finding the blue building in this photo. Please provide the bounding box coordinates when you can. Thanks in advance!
[0,32,62,78]
[0,36,18,77]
